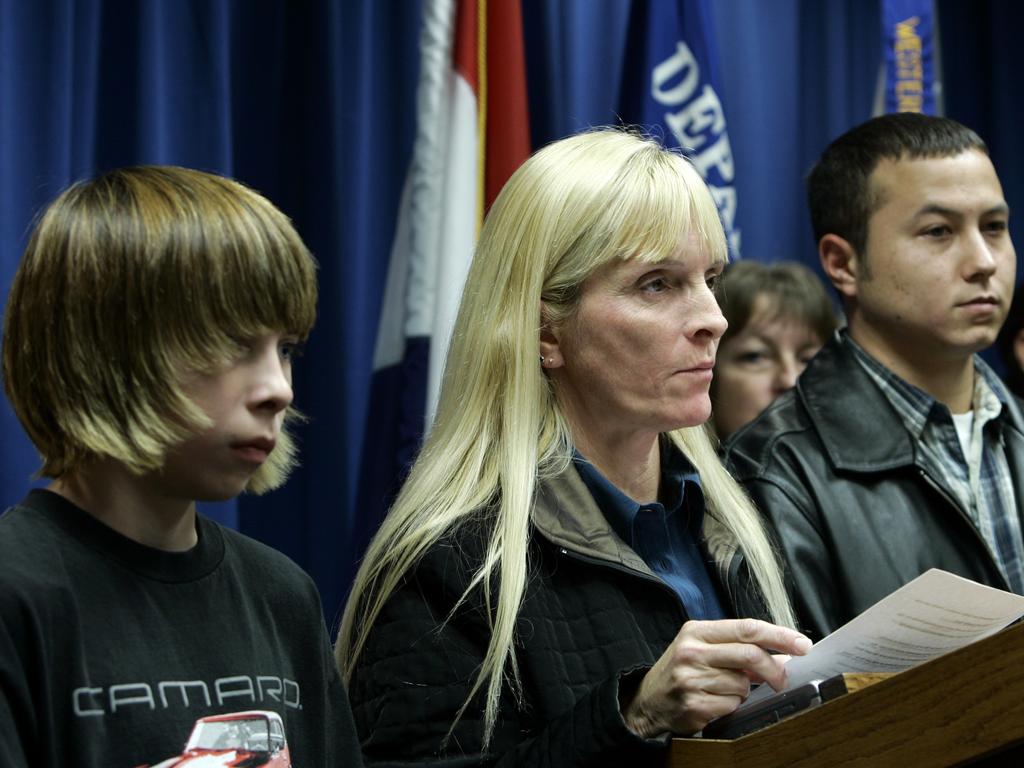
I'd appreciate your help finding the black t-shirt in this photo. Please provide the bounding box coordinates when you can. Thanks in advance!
[0,489,361,767]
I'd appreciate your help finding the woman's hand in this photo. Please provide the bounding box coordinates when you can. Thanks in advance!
[621,618,813,738]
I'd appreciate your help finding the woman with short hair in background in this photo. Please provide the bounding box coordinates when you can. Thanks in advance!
[712,260,838,443]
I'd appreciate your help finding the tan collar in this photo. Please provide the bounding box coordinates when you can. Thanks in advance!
[531,463,654,577]
[531,461,738,585]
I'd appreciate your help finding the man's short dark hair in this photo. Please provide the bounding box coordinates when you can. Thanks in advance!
[807,113,988,256]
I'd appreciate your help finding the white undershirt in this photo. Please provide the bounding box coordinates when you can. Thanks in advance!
[951,409,975,464]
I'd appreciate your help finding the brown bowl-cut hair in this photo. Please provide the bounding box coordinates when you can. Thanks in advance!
[2,165,318,493]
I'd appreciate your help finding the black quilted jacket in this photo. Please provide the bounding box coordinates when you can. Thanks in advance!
[348,462,769,766]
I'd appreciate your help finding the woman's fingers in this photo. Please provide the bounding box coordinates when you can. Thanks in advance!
[684,641,788,691]
[622,620,814,738]
[689,668,753,698]
[675,620,811,691]
[745,653,792,685]
[684,618,812,656]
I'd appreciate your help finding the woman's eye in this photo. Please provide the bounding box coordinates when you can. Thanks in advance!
[736,351,767,365]
[706,274,720,292]
[640,277,670,293]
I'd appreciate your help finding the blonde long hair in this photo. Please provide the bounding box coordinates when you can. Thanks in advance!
[337,129,794,747]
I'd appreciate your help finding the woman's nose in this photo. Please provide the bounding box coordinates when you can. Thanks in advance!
[693,285,728,341]
[773,356,801,391]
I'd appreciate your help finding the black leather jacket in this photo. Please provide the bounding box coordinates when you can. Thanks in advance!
[723,334,1024,641]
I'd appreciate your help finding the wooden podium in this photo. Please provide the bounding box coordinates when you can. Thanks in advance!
[667,621,1024,767]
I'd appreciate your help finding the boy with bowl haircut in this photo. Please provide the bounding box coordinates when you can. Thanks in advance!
[0,167,360,766]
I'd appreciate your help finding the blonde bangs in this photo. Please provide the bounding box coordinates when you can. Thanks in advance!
[522,132,728,318]
[612,148,728,269]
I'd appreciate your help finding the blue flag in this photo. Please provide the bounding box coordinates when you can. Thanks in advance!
[881,0,940,115]
[619,0,740,256]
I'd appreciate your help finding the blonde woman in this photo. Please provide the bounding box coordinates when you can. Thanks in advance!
[337,129,810,766]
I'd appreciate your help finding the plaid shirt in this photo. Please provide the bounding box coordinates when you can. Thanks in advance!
[845,332,1024,594]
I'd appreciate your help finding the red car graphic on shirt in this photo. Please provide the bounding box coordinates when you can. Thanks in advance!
[146,710,292,768]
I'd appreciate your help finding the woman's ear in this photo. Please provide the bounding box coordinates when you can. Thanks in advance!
[539,302,563,368]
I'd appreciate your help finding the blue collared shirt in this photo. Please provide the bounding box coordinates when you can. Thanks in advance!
[574,444,726,620]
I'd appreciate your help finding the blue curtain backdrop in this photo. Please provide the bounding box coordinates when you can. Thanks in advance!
[0,0,424,626]
[1,0,1021,627]
[939,0,1024,257]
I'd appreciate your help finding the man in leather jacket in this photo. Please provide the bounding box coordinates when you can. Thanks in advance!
[723,113,1023,641]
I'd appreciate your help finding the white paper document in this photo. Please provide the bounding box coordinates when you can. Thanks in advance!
[740,568,1024,710]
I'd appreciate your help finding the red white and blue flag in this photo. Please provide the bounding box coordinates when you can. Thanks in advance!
[359,0,530,529]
